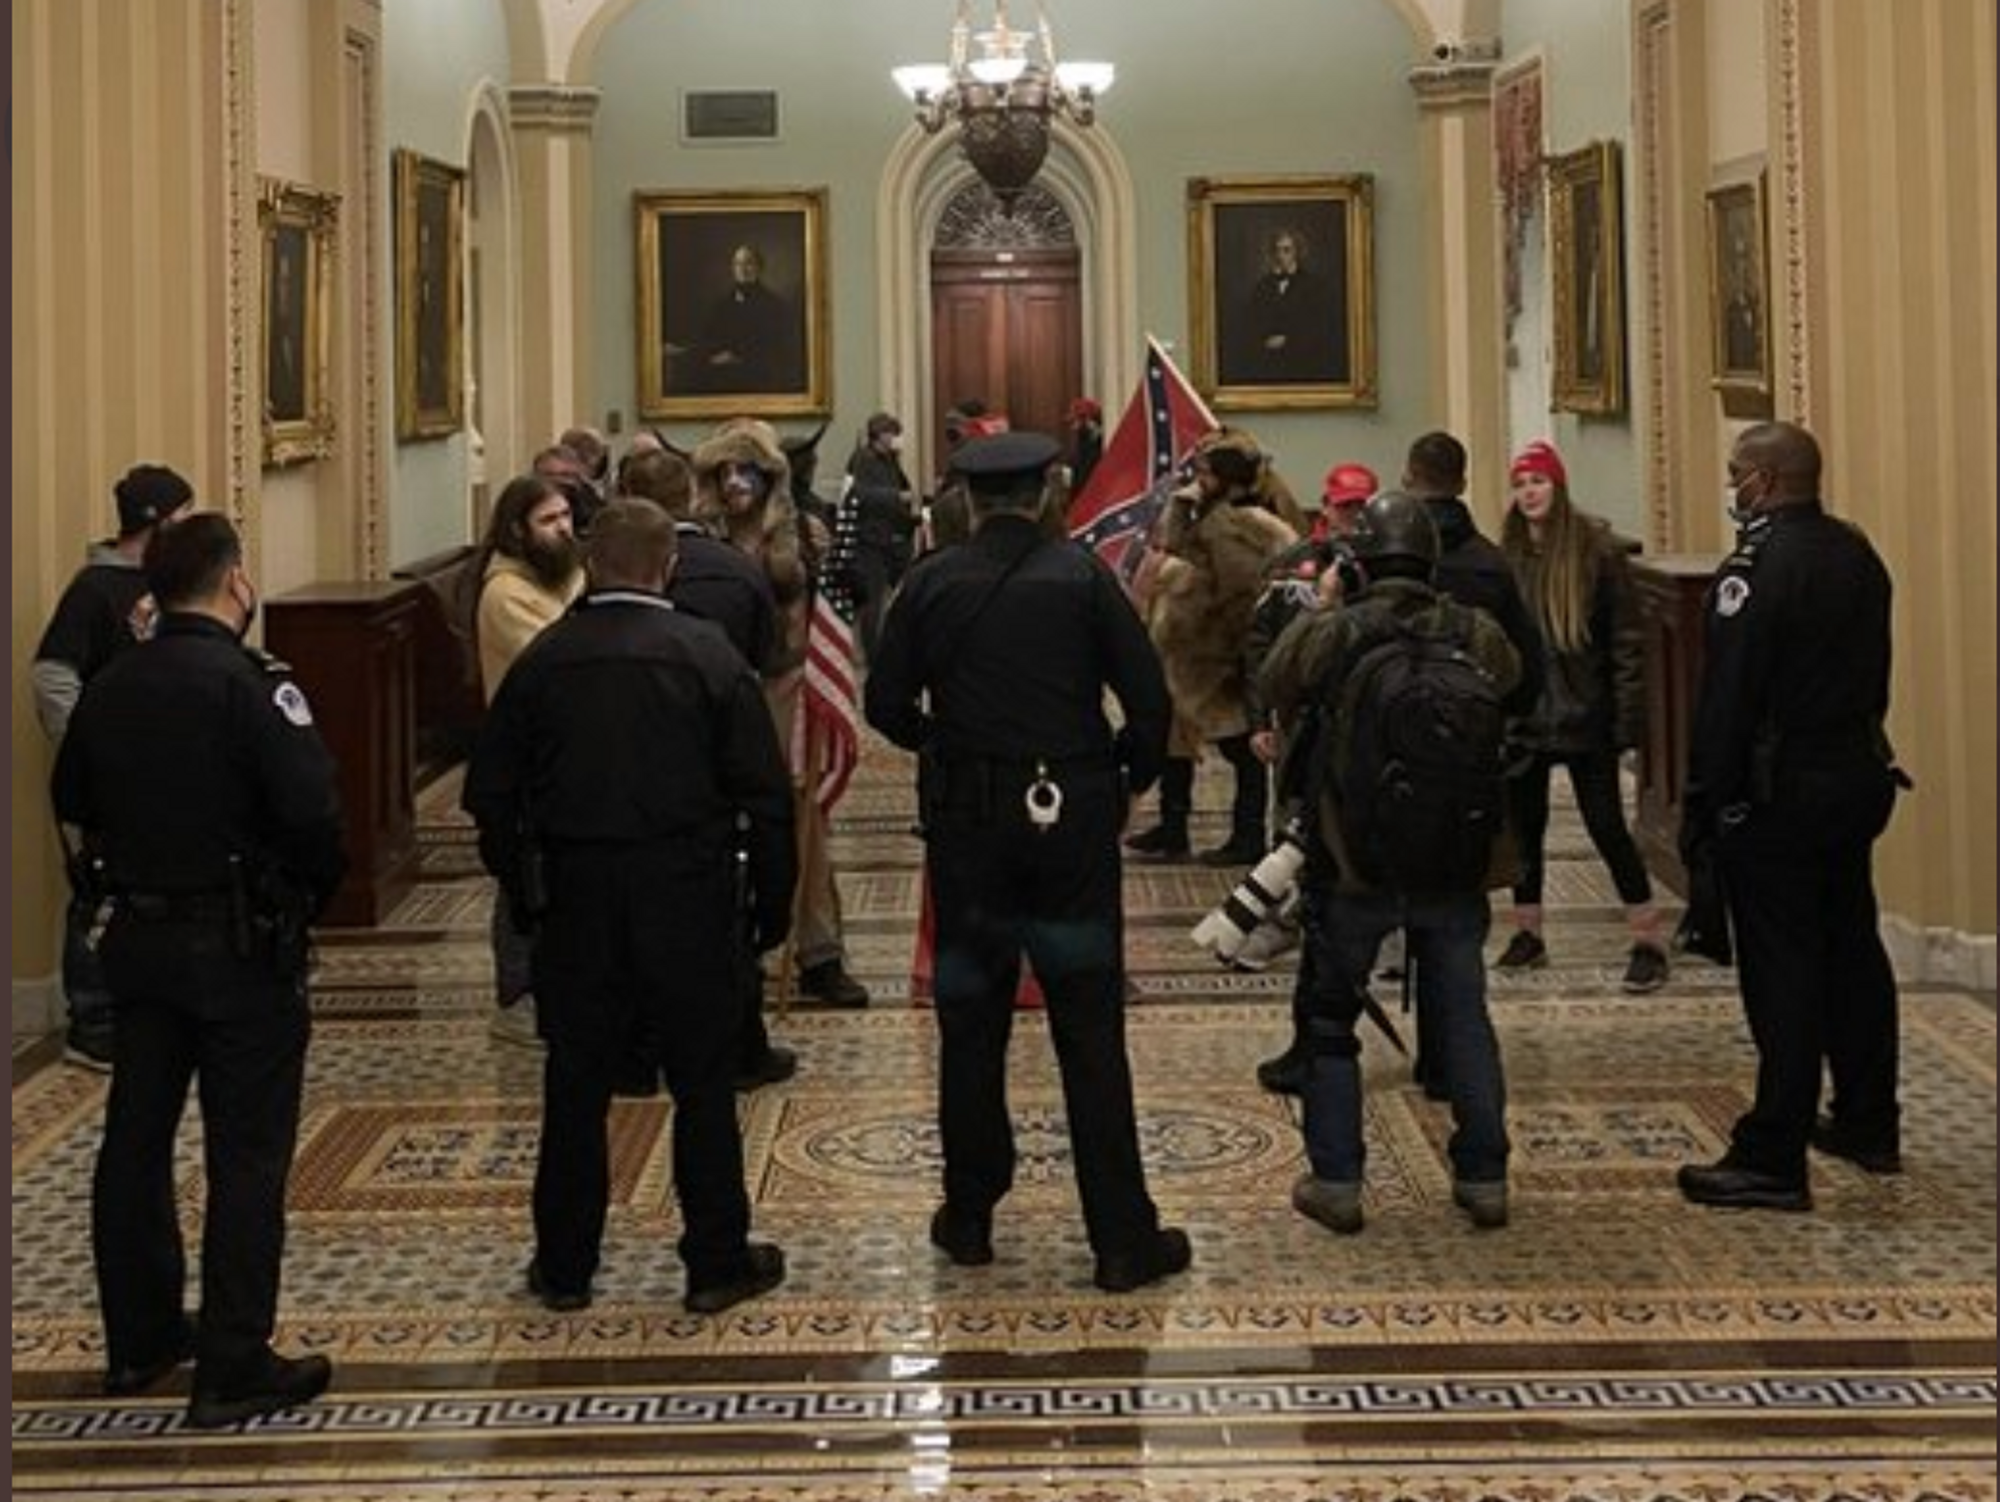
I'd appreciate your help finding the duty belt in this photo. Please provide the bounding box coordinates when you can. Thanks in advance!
[121,891,234,922]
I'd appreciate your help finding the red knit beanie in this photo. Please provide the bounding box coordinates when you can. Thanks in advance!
[1509,439,1567,487]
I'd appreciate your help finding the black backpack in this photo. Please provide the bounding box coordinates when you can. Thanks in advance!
[1324,599,1506,894]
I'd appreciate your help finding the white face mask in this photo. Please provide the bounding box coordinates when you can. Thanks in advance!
[1724,481,1760,528]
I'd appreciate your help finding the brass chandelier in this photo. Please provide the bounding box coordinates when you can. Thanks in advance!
[893,0,1114,205]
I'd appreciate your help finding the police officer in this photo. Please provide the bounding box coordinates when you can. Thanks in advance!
[863,430,1192,1293]
[462,499,796,1316]
[1677,421,1909,1211]
[50,512,346,1428]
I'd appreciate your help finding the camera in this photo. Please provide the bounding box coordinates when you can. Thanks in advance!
[1191,821,1310,963]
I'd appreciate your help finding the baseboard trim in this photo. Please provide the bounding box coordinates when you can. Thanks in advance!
[1882,915,1998,992]
[11,975,60,1040]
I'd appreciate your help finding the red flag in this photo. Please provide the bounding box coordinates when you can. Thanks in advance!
[1066,337,1217,587]
[799,486,861,814]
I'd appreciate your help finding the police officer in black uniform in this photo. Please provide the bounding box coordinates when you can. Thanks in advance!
[1677,420,1909,1212]
[863,430,1193,1293]
[463,499,796,1316]
[51,512,346,1428]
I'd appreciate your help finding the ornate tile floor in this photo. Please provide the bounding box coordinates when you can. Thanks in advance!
[12,740,1996,1500]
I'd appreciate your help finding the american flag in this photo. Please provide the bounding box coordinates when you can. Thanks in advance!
[1067,337,1217,587]
[799,480,861,814]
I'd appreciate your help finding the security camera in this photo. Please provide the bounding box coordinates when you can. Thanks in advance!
[1433,40,1458,62]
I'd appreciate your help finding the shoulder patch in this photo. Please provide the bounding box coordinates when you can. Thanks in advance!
[273,681,315,727]
[1714,576,1752,618]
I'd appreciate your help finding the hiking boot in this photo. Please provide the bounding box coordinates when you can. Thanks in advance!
[684,1242,786,1315]
[490,996,543,1050]
[1621,942,1670,994]
[185,1351,332,1430]
[734,1044,798,1092]
[1452,1179,1510,1229]
[1495,930,1547,970]
[1093,1226,1192,1293]
[525,1258,592,1313]
[1124,823,1191,860]
[1291,1175,1364,1234]
[1810,1115,1903,1175]
[797,959,870,1009]
[1256,1042,1308,1096]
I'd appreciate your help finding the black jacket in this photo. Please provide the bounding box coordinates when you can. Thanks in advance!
[462,590,795,932]
[1422,494,1546,716]
[51,614,347,913]
[864,515,1170,794]
[1507,527,1646,755]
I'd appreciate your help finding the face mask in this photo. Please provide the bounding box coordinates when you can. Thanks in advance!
[1724,482,1758,528]
[233,576,260,639]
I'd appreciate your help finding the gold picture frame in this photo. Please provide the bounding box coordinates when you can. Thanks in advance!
[1705,170,1775,419]
[393,148,466,440]
[258,177,339,467]
[635,187,831,421]
[1548,139,1625,415]
[1186,174,1376,411]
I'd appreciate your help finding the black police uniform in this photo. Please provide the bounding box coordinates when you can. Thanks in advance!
[461,589,795,1300]
[1684,500,1905,1176]
[50,614,346,1390]
[863,437,1176,1265]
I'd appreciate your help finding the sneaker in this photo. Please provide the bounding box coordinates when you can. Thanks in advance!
[64,1034,115,1074]
[1452,1179,1510,1229]
[1621,942,1670,994]
[733,1044,798,1092]
[185,1351,332,1430]
[1229,921,1300,973]
[1291,1175,1364,1235]
[684,1242,786,1315]
[490,996,542,1050]
[525,1258,592,1313]
[1123,824,1191,860]
[1494,930,1547,970]
[796,959,870,1009]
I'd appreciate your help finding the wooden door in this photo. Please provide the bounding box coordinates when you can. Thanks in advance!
[929,248,1082,460]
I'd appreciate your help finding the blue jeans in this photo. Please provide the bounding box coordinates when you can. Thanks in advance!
[1301,888,1509,1185]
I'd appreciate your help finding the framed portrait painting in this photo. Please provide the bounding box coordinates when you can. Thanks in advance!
[393,148,466,440]
[1548,139,1625,415]
[1706,171,1775,419]
[1186,174,1376,410]
[636,187,831,421]
[258,177,339,467]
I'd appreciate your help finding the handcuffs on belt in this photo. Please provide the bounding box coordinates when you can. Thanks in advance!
[1024,759,1064,832]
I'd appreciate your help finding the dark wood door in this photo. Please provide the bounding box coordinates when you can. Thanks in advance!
[929,248,1082,459]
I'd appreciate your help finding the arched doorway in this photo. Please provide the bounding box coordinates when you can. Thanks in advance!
[927,183,1083,458]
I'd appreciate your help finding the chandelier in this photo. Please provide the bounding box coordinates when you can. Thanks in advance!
[893,0,1114,205]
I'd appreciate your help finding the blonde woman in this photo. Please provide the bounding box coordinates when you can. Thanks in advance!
[1495,441,1668,992]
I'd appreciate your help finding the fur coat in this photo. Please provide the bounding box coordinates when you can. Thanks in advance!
[1146,488,1298,742]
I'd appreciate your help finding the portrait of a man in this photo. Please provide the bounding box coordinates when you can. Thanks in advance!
[1719,212,1764,375]
[1189,175,1375,411]
[394,149,465,439]
[265,224,310,425]
[414,185,452,416]
[636,189,829,420]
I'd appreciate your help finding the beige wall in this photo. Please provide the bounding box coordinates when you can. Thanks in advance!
[1790,0,1997,950]
[11,0,244,1004]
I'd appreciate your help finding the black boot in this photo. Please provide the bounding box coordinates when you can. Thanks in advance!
[1199,736,1267,866]
[1125,757,1193,860]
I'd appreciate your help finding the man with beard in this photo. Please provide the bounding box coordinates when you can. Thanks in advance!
[470,473,584,1047]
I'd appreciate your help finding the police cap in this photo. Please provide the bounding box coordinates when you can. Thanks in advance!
[950,430,1062,499]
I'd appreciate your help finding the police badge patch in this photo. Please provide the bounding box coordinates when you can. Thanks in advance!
[1715,576,1752,617]
[274,682,315,727]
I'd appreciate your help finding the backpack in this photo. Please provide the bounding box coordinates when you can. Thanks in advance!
[1323,600,1506,894]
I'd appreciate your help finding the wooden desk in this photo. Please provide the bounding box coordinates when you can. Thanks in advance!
[1630,554,1722,893]
[266,582,423,927]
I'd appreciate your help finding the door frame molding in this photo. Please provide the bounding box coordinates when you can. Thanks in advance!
[877,123,1139,484]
